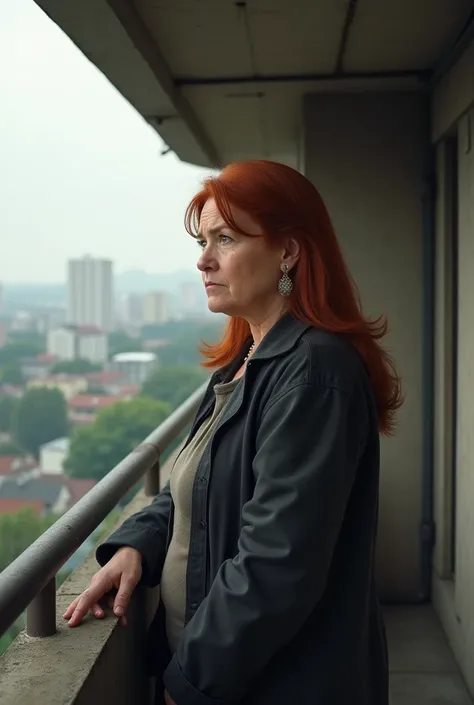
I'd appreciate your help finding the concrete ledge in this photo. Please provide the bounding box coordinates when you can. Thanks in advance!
[0,478,169,705]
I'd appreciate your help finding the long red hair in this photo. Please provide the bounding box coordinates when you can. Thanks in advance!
[186,160,402,435]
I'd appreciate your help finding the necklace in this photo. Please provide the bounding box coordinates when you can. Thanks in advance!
[244,343,255,363]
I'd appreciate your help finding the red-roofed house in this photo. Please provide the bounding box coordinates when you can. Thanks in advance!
[0,498,45,515]
[20,354,58,381]
[68,394,129,425]
[0,456,36,477]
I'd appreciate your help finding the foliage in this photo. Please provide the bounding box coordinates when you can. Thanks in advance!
[50,359,102,375]
[87,385,108,395]
[64,396,171,482]
[5,330,46,350]
[158,321,224,366]
[13,387,68,458]
[141,365,208,410]
[0,396,19,432]
[108,331,142,358]
[0,508,57,573]
[0,508,59,657]
[0,440,25,457]
[0,363,25,387]
[0,342,42,367]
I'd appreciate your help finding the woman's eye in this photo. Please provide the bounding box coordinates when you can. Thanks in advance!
[219,234,233,245]
[196,239,206,249]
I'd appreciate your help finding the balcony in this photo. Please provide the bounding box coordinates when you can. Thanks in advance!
[0,382,471,705]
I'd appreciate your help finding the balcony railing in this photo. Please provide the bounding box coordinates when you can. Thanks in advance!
[0,383,206,640]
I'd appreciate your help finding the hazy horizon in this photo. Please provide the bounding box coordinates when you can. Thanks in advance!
[1,0,216,285]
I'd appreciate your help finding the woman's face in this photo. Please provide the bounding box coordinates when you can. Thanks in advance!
[196,198,287,320]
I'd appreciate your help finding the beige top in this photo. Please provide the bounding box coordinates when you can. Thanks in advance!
[160,378,241,652]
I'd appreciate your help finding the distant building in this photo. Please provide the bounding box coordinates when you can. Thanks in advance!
[68,393,130,425]
[28,374,88,400]
[39,437,69,475]
[143,291,170,325]
[0,471,96,515]
[0,455,36,477]
[122,293,144,326]
[109,351,157,384]
[20,353,58,381]
[180,281,201,315]
[0,471,70,515]
[47,324,108,364]
[67,255,114,331]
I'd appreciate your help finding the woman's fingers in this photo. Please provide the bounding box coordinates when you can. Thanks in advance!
[66,575,112,627]
[63,597,79,620]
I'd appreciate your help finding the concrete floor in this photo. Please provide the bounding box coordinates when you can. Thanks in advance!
[385,605,473,705]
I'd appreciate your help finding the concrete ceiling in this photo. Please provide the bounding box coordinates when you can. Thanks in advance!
[35,0,474,167]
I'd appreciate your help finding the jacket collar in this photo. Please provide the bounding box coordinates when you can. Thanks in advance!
[212,314,311,385]
[250,313,311,361]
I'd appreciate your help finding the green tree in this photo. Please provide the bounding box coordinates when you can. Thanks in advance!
[0,508,57,657]
[108,331,142,358]
[0,440,25,456]
[13,387,68,458]
[0,363,25,387]
[0,508,57,573]
[0,396,19,432]
[0,342,43,367]
[141,365,208,410]
[50,358,102,374]
[64,396,171,482]
[6,330,46,350]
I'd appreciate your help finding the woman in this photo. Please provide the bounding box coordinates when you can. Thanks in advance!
[64,160,402,705]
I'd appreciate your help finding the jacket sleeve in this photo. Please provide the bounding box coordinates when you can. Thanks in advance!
[163,381,369,705]
[96,481,172,587]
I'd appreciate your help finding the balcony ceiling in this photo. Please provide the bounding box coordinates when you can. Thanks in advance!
[35,0,473,167]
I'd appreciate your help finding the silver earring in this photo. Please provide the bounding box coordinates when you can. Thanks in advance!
[278,264,293,297]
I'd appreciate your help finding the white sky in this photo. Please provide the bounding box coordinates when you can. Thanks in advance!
[0,0,216,283]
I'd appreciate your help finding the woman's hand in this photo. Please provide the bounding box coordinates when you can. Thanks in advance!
[63,546,143,627]
[164,691,177,705]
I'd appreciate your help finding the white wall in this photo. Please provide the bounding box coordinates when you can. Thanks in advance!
[78,333,108,364]
[40,446,67,474]
[47,327,76,360]
[301,92,425,601]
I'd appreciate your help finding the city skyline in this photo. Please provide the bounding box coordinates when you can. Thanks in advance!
[1,0,216,284]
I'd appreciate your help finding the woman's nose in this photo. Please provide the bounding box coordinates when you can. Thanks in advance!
[197,248,216,272]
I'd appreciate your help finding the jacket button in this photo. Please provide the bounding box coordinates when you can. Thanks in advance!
[190,602,198,611]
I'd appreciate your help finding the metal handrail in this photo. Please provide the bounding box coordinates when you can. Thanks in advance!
[0,383,206,638]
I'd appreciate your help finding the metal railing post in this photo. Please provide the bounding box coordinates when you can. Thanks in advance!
[144,457,161,496]
[0,382,207,639]
[26,576,56,637]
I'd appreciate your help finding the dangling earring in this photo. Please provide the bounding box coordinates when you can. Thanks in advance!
[278,263,293,297]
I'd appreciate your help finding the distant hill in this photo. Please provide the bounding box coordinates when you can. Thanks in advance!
[2,283,66,308]
[115,268,201,294]
[2,269,201,309]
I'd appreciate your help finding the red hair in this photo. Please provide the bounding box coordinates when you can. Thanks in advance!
[186,160,403,435]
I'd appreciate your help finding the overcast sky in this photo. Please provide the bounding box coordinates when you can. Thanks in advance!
[1,0,216,284]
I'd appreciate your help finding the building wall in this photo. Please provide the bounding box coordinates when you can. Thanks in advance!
[40,447,67,475]
[47,327,76,360]
[432,42,474,692]
[143,291,170,325]
[68,256,114,331]
[78,333,108,364]
[301,92,425,601]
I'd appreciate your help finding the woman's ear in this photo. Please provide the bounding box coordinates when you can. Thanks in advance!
[281,238,300,271]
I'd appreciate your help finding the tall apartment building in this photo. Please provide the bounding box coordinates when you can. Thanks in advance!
[67,256,114,331]
[47,325,108,364]
[143,291,170,325]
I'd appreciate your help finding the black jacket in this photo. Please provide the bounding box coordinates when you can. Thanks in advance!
[97,314,389,705]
